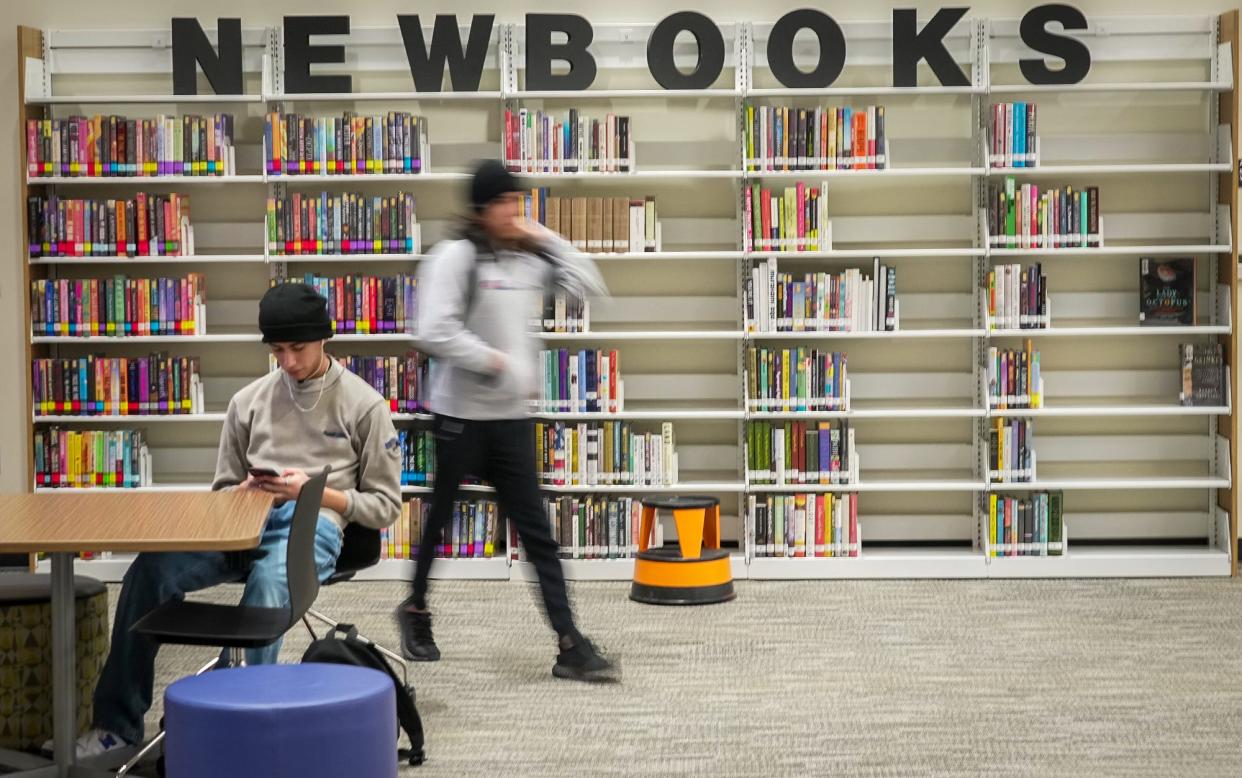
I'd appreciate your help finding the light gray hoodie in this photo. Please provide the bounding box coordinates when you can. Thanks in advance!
[416,223,607,420]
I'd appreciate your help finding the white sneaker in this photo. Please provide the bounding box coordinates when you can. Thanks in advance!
[42,728,130,758]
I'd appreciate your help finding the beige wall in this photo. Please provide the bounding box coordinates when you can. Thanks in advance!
[0,0,1237,492]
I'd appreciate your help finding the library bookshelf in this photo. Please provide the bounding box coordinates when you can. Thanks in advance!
[14,13,1239,581]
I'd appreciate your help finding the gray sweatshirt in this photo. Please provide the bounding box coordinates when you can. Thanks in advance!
[417,223,607,420]
[212,359,403,532]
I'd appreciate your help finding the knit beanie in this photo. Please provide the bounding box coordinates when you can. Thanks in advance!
[259,283,333,343]
[470,159,522,211]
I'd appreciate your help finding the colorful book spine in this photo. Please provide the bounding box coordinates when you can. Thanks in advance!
[33,427,150,488]
[745,258,897,332]
[988,418,1036,483]
[337,352,429,414]
[743,183,831,252]
[30,274,206,337]
[990,177,1101,248]
[533,421,677,486]
[1179,342,1225,407]
[745,105,887,172]
[986,339,1043,409]
[746,420,858,485]
[504,109,632,173]
[749,493,860,558]
[986,491,1063,556]
[990,102,1039,168]
[520,190,655,254]
[27,194,193,258]
[380,498,501,560]
[986,263,1049,330]
[265,112,429,175]
[266,192,419,255]
[292,273,418,334]
[32,355,202,416]
[537,348,621,413]
[536,291,590,333]
[745,347,849,412]
[27,115,235,178]
[536,495,641,560]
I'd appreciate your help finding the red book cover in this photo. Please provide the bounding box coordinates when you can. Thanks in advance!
[852,112,867,170]
[814,495,825,557]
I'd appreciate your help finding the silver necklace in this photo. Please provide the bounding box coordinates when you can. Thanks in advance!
[285,355,329,413]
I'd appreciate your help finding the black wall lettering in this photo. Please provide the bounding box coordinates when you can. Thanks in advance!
[1019,4,1091,85]
[397,14,494,92]
[172,18,243,95]
[646,12,725,90]
[892,7,970,87]
[525,14,596,91]
[284,15,351,94]
[767,9,847,89]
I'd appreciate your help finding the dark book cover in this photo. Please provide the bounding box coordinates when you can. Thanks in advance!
[1139,257,1195,325]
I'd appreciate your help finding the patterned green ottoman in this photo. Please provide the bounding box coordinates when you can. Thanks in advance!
[0,573,108,750]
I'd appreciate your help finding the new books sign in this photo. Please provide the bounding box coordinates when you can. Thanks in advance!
[171,6,1092,95]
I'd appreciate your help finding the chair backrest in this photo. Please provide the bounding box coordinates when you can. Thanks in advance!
[284,466,331,629]
[329,523,382,583]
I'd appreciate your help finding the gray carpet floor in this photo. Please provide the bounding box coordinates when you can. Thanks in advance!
[130,579,1242,777]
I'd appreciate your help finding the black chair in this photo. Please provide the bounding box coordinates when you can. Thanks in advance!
[302,523,409,682]
[117,466,331,776]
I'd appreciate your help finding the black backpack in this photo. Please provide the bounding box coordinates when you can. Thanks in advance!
[301,623,426,767]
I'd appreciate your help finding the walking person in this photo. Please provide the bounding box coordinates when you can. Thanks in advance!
[396,159,616,681]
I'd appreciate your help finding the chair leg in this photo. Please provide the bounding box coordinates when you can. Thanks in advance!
[115,730,164,777]
[306,607,409,686]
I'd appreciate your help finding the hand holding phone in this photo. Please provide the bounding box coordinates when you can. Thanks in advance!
[247,467,280,479]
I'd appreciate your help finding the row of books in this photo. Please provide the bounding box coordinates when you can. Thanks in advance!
[745,347,850,412]
[399,430,435,486]
[336,353,429,414]
[989,418,1036,483]
[1139,258,1196,326]
[523,190,658,253]
[534,421,678,487]
[27,115,237,177]
[380,498,501,559]
[266,192,421,256]
[536,349,623,414]
[745,258,898,332]
[988,103,1039,168]
[31,275,207,336]
[986,492,1064,556]
[746,420,858,485]
[546,495,642,560]
[744,105,887,172]
[293,273,418,334]
[264,112,429,175]
[987,263,1049,330]
[744,183,832,252]
[535,292,590,334]
[1179,343,1226,407]
[987,342,1044,410]
[988,178,1102,248]
[33,356,203,417]
[749,493,860,558]
[27,194,193,258]
[34,428,151,488]
[504,109,632,173]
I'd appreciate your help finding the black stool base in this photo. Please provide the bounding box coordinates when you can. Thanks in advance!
[629,580,736,606]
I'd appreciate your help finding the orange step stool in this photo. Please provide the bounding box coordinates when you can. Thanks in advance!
[630,496,735,605]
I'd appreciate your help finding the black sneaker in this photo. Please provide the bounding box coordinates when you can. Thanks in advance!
[396,602,441,662]
[553,637,618,683]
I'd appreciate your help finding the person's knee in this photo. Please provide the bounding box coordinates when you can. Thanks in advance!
[244,568,288,609]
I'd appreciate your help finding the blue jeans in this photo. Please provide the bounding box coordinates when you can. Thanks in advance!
[92,502,342,745]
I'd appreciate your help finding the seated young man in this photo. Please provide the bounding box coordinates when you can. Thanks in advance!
[73,282,402,757]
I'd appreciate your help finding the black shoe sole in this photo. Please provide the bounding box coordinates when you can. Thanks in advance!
[403,648,441,662]
[552,662,619,683]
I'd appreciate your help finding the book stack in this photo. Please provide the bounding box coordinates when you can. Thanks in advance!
[28,194,193,258]
[504,109,632,173]
[534,421,677,486]
[381,497,501,559]
[989,419,1036,483]
[747,420,858,485]
[987,341,1043,409]
[987,492,1064,556]
[293,273,418,334]
[745,347,850,412]
[266,192,420,255]
[536,292,590,333]
[749,493,859,558]
[34,428,151,488]
[988,102,1039,168]
[30,274,207,336]
[987,263,1048,329]
[33,355,203,416]
[264,112,429,175]
[744,183,831,252]
[27,114,237,177]
[1179,343,1225,407]
[537,348,622,413]
[336,353,429,414]
[746,258,897,332]
[522,189,658,253]
[989,177,1101,248]
[744,105,887,171]
[544,495,641,560]
[1139,257,1196,326]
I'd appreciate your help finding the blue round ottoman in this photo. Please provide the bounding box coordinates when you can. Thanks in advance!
[164,664,397,778]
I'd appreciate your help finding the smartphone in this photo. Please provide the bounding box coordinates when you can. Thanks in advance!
[247,467,281,478]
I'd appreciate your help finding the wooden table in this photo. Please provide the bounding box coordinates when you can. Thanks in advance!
[0,490,274,778]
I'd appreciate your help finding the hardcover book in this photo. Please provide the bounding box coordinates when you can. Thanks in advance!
[1139,257,1195,326]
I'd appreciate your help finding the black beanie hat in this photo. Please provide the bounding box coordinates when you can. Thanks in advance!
[470,159,522,211]
[259,283,333,343]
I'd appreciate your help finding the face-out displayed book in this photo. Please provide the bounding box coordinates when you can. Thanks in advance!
[1139,257,1196,326]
